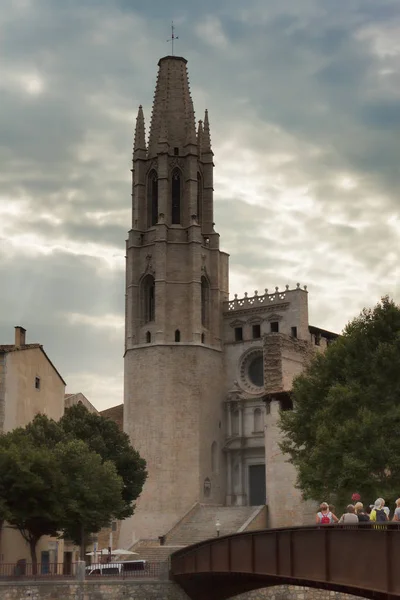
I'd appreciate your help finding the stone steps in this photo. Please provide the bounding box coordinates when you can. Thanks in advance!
[166,505,259,546]
[129,544,184,563]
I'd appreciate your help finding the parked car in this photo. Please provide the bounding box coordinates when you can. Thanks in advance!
[86,560,147,576]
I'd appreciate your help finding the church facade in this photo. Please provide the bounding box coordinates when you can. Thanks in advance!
[120,55,337,548]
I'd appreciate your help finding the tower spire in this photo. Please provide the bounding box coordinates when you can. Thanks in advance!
[148,56,194,157]
[203,109,212,153]
[134,105,146,154]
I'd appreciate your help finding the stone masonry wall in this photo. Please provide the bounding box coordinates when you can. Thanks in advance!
[0,581,367,600]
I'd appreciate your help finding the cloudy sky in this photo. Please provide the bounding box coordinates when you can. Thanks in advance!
[1,0,400,410]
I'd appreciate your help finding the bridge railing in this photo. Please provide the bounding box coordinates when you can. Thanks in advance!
[0,561,166,580]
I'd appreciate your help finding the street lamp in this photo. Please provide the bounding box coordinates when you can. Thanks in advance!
[215,519,221,537]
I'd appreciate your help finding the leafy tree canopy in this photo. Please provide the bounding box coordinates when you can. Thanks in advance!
[279,297,400,509]
[0,405,147,564]
[0,433,66,569]
[55,439,125,557]
[59,404,147,518]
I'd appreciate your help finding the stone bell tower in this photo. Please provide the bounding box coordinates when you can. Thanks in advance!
[120,56,229,546]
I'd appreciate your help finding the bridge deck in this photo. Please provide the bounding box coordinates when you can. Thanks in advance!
[170,523,400,600]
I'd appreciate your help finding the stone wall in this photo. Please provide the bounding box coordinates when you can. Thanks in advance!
[0,581,189,600]
[264,400,316,528]
[0,581,366,600]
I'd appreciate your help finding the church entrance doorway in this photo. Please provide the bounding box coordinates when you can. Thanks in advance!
[248,464,266,505]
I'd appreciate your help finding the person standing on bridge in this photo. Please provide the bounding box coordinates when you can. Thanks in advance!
[392,498,400,522]
[354,502,370,523]
[339,504,359,524]
[316,502,338,524]
[370,498,388,523]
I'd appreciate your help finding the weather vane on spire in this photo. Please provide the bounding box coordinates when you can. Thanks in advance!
[167,21,179,56]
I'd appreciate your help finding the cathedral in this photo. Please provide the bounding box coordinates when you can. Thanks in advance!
[120,55,337,549]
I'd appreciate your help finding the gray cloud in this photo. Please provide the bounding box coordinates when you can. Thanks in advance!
[1,0,400,407]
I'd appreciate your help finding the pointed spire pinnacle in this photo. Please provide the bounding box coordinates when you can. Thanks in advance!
[185,100,197,146]
[202,109,212,153]
[134,105,146,153]
[197,119,203,155]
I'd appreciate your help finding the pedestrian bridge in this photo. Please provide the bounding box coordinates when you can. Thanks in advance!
[170,524,400,600]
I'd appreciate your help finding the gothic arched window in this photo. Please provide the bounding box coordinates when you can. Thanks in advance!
[175,329,180,342]
[201,276,210,328]
[197,172,202,225]
[171,168,181,224]
[147,170,158,227]
[142,274,155,323]
[254,408,263,432]
[146,331,151,343]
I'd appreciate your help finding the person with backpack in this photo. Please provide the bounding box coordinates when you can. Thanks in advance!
[316,502,338,525]
[370,498,388,525]
[354,501,370,523]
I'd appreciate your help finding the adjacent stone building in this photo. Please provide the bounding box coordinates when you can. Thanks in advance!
[120,55,338,549]
[0,326,67,565]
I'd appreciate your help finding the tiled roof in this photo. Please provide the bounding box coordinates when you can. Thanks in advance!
[100,404,124,431]
[0,343,42,352]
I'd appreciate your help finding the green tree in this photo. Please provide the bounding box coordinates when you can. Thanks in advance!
[0,435,65,572]
[55,439,125,560]
[59,404,147,518]
[279,297,400,509]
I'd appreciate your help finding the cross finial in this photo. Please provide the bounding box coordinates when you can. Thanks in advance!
[167,21,179,56]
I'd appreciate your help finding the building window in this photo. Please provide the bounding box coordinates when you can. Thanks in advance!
[235,327,243,342]
[291,326,297,338]
[147,170,158,227]
[201,333,205,344]
[174,147,179,156]
[171,169,181,224]
[254,408,263,432]
[252,324,261,339]
[197,172,202,224]
[146,331,151,343]
[270,321,279,333]
[248,356,264,387]
[201,276,209,328]
[175,329,181,342]
[35,376,41,390]
[142,274,155,323]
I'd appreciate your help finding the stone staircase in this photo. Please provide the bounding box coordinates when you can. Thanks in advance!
[165,504,261,546]
[129,540,184,563]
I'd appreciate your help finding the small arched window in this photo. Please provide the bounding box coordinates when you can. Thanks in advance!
[171,169,181,224]
[142,274,155,323]
[146,331,151,343]
[254,408,263,432]
[175,329,180,342]
[211,441,218,473]
[197,172,202,225]
[201,333,205,344]
[201,276,210,328]
[147,170,158,227]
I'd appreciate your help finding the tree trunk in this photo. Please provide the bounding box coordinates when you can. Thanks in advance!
[29,538,38,575]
